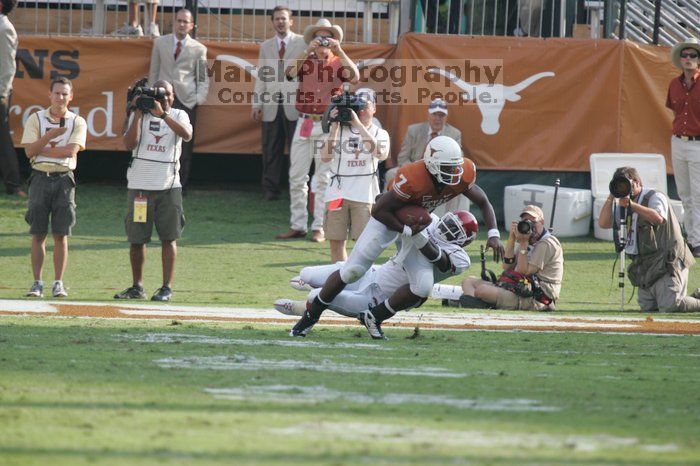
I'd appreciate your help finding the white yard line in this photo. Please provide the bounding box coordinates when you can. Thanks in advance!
[1,299,699,335]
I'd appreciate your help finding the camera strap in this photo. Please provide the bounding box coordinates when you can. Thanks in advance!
[329,125,380,189]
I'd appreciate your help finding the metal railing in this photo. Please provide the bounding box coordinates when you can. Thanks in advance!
[11,0,699,44]
[12,0,400,43]
[608,0,700,45]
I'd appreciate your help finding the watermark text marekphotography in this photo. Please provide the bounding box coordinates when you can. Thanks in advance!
[204,58,505,106]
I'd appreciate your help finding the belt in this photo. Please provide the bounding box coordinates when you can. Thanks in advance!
[299,113,323,121]
[33,169,71,177]
[675,135,700,141]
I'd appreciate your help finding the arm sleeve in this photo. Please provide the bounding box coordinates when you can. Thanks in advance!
[252,46,266,111]
[195,45,210,106]
[175,108,193,133]
[396,129,413,167]
[20,113,40,145]
[0,27,16,97]
[68,116,88,150]
[148,40,160,84]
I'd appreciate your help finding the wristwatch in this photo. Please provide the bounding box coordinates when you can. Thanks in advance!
[160,111,170,119]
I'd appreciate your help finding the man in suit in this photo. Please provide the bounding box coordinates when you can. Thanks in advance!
[385,98,461,184]
[385,98,464,215]
[251,6,305,201]
[0,0,24,197]
[149,8,208,192]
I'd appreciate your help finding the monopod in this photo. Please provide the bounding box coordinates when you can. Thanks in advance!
[549,179,560,232]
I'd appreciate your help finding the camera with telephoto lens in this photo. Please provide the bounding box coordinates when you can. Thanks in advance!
[134,86,167,112]
[321,83,368,133]
[517,219,534,235]
[609,175,633,199]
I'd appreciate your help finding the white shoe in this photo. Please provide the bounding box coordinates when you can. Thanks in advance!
[26,280,44,297]
[52,281,68,298]
[147,22,160,37]
[113,23,143,36]
[274,299,308,316]
[289,275,312,291]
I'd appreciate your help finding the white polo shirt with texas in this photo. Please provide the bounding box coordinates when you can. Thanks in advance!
[127,110,192,191]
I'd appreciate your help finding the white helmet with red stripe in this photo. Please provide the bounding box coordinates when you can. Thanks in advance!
[435,210,478,246]
[423,135,464,185]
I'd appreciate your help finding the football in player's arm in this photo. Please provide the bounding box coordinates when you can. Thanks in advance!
[289,135,503,338]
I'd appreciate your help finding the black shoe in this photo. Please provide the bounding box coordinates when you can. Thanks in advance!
[458,295,493,309]
[114,285,146,299]
[358,310,387,340]
[692,246,700,258]
[290,311,318,337]
[151,286,172,302]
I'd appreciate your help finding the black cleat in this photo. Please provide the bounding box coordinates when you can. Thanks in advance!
[290,311,318,337]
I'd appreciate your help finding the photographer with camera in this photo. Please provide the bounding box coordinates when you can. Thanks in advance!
[115,79,192,302]
[276,18,358,243]
[460,205,563,311]
[319,87,389,262]
[598,166,700,312]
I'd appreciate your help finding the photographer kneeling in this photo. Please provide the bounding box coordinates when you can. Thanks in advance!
[115,79,192,302]
[461,205,563,311]
[598,166,700,312]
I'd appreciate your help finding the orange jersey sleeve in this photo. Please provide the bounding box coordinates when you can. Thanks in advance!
[388,157,478,210]
[389,161,434,204]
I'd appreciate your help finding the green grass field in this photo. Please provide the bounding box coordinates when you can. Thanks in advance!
[1,183,700,465]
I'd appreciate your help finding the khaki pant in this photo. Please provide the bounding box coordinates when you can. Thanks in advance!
[637,262,700,312]
[324,199,372,241]
[288,119,330,232]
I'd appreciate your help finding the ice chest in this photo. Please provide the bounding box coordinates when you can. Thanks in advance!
[503,184,592,237]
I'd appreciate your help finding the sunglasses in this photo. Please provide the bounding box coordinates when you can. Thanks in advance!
[429,101,447,109]
[680,52,699,59]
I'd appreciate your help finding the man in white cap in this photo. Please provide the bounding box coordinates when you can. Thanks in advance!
[276,18,359,243]
[667,37,700,257]
[385,97,463,214]
[384,98,461,187]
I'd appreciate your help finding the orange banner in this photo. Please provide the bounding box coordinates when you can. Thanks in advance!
[9,35,679,172]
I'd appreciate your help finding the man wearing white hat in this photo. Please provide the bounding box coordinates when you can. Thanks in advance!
[385,98,463,215]
[667,37,700,257]
[276,18,359,243]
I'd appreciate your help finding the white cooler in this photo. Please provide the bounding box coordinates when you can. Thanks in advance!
[503,184,592,237]
[590,153,684,241]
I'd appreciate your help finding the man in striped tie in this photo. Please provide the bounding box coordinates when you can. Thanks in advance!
[149,9,209,194]
[251,6,305,202]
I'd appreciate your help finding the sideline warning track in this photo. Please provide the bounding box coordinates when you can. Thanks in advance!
[1,299,700,335]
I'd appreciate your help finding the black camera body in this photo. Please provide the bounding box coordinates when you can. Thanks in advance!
[517,219,534,235]
[321,86,368,133]
[134,86,167,112]
[609,175,633,199]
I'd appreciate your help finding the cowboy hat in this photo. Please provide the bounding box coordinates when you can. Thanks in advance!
[671,37,700,69]
[303,18,343,45]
